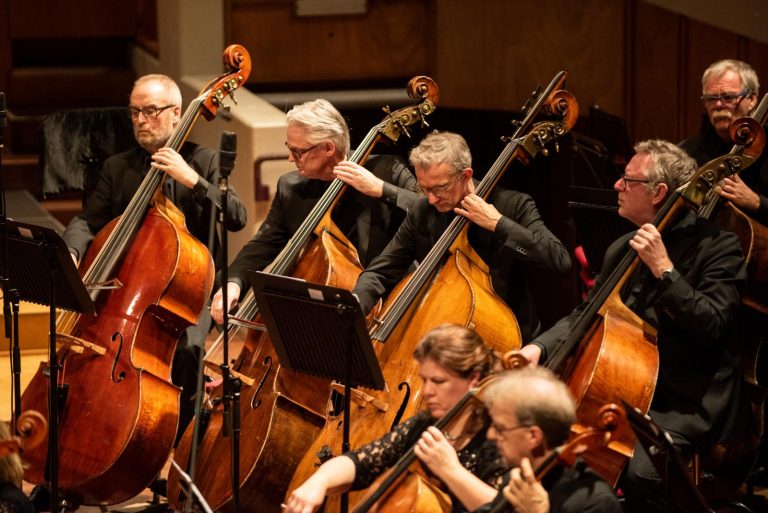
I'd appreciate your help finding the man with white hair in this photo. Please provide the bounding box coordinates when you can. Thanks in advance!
[680,59,767,225]
[211,98,419,323]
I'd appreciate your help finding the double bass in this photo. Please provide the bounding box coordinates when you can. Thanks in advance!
[20,45,251,506]
[286,71,578,513]
[167,76,440,513]
[543,114,766,487]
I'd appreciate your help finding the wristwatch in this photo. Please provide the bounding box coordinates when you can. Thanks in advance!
[659,268,675,281]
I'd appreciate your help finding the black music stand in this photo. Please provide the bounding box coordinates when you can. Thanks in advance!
[622,400,713,513]
[4,219,94,513]
[249,271,385,513]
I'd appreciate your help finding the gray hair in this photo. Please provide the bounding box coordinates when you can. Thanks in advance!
[133,74,182,106]
[0,420,24,488]
[409,131,472,172]
[702,59,759,96]
[634,139,697,193]
[483,366,576,447]
[286,99,350,159]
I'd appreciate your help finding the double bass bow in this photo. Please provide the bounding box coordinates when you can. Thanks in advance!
[167,76,440,513]
[20,45,251,506]
[286,71,578,513]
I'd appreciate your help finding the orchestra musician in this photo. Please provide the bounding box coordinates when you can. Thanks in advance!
[520,140,748,513]
[61,73,249,440]
[680,59,768,225]
[351,131,571,342]
[284,324,509,513]
[475,367,621,513]
[209,98,419,324]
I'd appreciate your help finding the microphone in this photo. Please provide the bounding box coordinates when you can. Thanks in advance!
[218,131,237,179]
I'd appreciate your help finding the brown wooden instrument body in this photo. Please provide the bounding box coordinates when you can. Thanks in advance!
[21,200,214,505]
[287,232,522,513]
[716,202,768,314]
[563,301,658,485]
[169,219,363,513]
[366,463,450,513]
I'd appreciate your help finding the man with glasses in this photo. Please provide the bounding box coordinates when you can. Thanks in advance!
[520,140,747,513]
[680,59,768,225]
[351,131,571,341]
[62,73,248,443]
[475,366,621,513]
[210,98,419,324]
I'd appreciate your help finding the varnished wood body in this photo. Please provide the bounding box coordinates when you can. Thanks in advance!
[168,221,364,513]
[367,466,450,513]
[564,304,658,485]
[21,203,214,505]
[286,232,522,513]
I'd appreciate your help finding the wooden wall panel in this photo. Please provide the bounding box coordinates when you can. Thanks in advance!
[630,1,683,142]
[433,0,626,116]
[229,0,431,86]
[8,0,138,39]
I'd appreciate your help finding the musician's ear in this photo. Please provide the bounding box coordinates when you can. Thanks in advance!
[651,182,669,206]
[468,370,481,389]
[527,425,546,453]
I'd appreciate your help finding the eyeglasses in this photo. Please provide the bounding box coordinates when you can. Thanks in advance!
[618,173,651,191]
[128,105,176,119]
[416,171,464,196]
[700,88,752,107]
[489,422,531,438]
[285,142,320,161]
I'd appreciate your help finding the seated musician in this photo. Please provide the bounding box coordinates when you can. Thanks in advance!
[61,73,248,439]
[210,98,419,324]
[351,131,571,341]
[520,140,747,513]
[284,324,508,513]
[680,59,767,225]
[474,367,621,513]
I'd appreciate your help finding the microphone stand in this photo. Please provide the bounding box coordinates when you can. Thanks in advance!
[0,91,21,431]
[185,131,240,513]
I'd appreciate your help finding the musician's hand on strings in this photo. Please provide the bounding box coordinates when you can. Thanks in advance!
[629,224,674,278]
[503,458,549,513]
[455,193,502,232]
[720,174,761,212]
[414,426,462,478]
[333,161,384,198]
[210,282,241,325]
[152,147,200,190]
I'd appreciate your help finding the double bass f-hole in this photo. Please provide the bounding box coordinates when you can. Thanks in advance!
[251,356,273,409]
[110,333,126,383]
[391,381,411,429]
